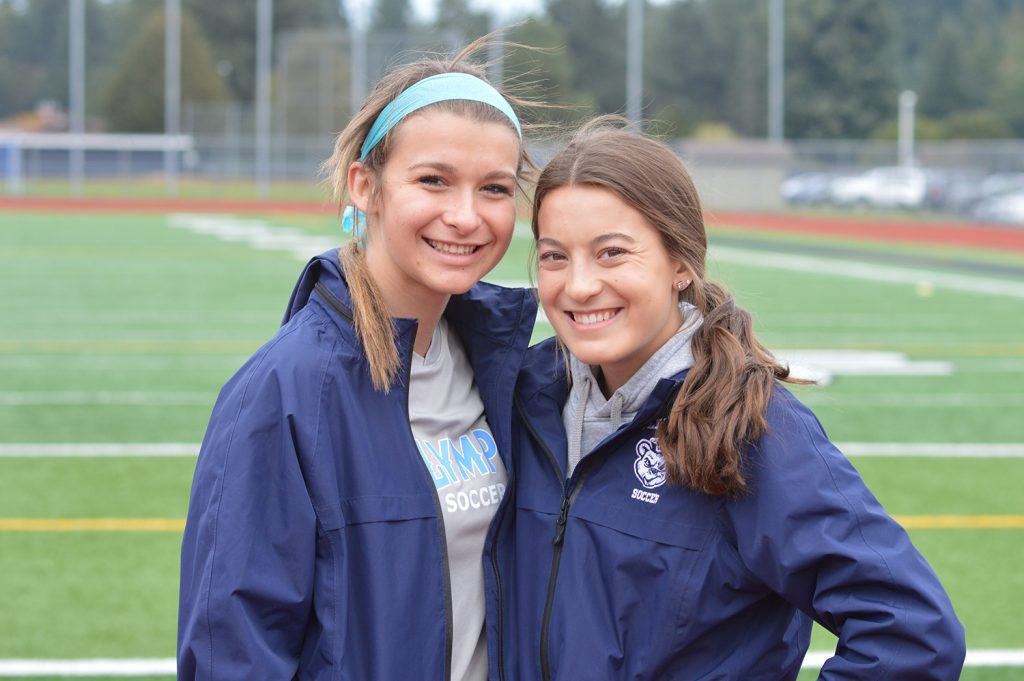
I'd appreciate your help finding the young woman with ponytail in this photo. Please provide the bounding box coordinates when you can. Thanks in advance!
[179,38,539,681]
[485,120,965,680]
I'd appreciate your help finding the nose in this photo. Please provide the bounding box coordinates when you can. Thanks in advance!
[564,260,601,301]
[442,189,483,233]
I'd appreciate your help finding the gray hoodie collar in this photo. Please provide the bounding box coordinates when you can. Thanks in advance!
[564,306,702,476]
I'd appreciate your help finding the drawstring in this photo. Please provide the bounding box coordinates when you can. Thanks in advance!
[568,376,627,478]
[567,375,591,478]
[610,392,624,431]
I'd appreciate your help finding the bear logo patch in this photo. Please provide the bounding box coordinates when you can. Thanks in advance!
[634,437,667,489]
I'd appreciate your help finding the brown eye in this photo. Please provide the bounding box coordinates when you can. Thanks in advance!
[484,183,513,196]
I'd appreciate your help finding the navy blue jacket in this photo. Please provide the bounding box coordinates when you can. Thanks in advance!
[178,250,537,681]
[486,338,965,680]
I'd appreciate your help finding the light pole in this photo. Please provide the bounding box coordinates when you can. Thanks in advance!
[165,0,181,194]
[349,0,368,118]
[768,0,784,140]
[626,0,643,125]
[69,0,85,195]
[898,90,917,167]
[255,0,273,199]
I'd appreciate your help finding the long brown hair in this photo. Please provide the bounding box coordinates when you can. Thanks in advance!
[532,118,805,496]
[320,34,537,392]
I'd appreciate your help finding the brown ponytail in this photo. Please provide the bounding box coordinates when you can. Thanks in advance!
[321,32,542,391]
[532,117,807,496]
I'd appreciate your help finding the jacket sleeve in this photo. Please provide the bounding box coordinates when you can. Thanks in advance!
[177,353,319,681]
[726,394,965,680]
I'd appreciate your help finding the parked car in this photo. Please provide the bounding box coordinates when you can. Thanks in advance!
[780,172,836,205]
[920,168,985,211]
[830,166,927,210]
[971,190,1024,225]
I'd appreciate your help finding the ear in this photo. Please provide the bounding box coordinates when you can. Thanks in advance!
[673,262,694,290]
[347,161,374,214]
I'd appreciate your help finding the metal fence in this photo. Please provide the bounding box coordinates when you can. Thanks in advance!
[5,133,1024,213]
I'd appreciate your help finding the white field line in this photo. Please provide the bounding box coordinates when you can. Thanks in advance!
[802,649,1024,669]
[0,658,175,676]
[0,443,198,457]
[0,356,247,370]
[798,392,1024,407]
[840,442,1024,457]
[0,391,213,406]
[1,651,1021,675]
[167,214,337,262]
[2,442,1023,458]
[711,245,1024,299]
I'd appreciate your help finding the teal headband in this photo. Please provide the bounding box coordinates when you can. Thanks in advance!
[359,72,522,161]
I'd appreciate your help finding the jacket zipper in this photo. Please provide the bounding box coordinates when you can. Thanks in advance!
[402,345,453,681]
[489,475,512,681]
[515,395,593,681]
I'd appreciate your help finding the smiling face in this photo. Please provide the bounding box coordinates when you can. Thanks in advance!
[348,109,520,318]
[537,184,690,394]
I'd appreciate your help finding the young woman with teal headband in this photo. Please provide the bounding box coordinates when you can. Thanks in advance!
[178,38,537,681]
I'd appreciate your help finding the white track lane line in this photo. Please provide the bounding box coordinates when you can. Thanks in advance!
[711,245,1024,299]
[2,651,1022,675]
[3,442,1024,457]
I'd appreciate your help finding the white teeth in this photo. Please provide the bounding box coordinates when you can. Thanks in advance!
[572,310,616,325]
[427,239,476,255]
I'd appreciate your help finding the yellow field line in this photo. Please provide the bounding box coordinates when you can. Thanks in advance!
[1,516,1024,532]
[893,515,1024,529]
[0,518,185,532]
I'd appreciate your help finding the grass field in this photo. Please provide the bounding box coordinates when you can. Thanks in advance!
[0,204,1022,679]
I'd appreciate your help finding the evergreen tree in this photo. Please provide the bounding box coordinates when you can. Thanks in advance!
[104,7,228,132]
[993,9,1024,135]
[646,0,766,137]
[371,0,411,31]
[434,0,489,44]
[711,0,767,137]
[184,0,344,102]
[0,0,68,116]
[785,0,898,139]
[545,0,624,114]
[646,0,722,133]
[505,17,596,126]
[918,20,978,118]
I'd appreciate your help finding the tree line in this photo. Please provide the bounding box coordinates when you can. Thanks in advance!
[0,0,1021,140]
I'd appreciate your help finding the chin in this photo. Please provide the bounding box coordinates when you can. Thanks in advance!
[434,276,479,296]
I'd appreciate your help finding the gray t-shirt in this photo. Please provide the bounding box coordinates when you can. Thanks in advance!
[409,317,507,681]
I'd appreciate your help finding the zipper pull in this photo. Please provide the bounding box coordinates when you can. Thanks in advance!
[552,495,571,546]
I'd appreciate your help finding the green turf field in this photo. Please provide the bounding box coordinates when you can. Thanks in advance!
[0,207,1021,678]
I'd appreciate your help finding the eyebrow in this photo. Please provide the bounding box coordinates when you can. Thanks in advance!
[537,232,638,248]
[407,161,516,182]
[593,232,637,245]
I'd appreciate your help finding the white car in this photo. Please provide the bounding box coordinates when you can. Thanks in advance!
[830,166,927,209]
[972,191,1024,225]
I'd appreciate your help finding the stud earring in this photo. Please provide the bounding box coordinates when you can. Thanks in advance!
[675,279,691,291]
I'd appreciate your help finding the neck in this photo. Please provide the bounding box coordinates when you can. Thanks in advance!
[371,277,449,358]
[411,312,444,356]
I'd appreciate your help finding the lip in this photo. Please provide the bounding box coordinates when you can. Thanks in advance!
[565,308,621,330]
